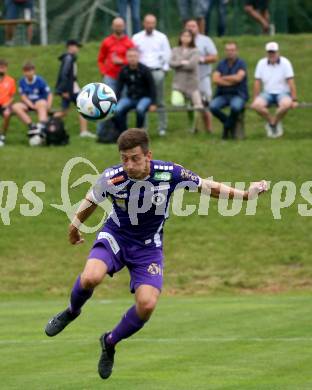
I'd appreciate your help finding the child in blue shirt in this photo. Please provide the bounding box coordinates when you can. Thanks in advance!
[12,62,53,136]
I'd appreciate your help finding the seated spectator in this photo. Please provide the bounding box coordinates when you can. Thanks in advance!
[117,0,141,35]
[114,48,157,134]
[251,42,298,138]
[4,0,34,46]
[244,0,272,34]
[0,59,16,147]
[97,17,134,92]
[12,62,53,135]
[54,39,95,138]
[177,0,209,34]
[210,42,248,139]
[170,29,203,133]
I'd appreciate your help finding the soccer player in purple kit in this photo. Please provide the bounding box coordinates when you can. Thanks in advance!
[45,128,268,379]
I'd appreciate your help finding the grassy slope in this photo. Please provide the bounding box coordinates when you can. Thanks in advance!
[0,35,312,296]
[1,295,312,389]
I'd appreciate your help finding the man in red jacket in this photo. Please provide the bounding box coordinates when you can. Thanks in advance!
[98,17,135,93]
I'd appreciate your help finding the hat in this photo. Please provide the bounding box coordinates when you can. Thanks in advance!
[66,39,82,47]
[265,42,279,52]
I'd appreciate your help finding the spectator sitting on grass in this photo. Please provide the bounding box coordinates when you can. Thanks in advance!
[12,62,53,136]
[0,59,16,147]
[210,42,248,139]
[54,39,95,139]
[169,29,203,133]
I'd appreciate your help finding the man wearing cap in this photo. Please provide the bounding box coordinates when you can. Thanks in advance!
[55,40,95,138]
[251,42,298,138]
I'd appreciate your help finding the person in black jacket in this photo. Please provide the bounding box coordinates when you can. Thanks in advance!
[114,48,157,133]
[55,39,95,138]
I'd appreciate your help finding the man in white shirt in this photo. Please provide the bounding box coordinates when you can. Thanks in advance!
[251,42,298,138]
[185,19,218,132]
[132,14,171,136]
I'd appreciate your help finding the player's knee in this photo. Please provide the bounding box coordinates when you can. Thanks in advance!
[137,295,158,317]
[80,272,102,289]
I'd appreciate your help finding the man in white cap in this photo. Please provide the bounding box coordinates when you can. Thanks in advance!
[251,41,298,138]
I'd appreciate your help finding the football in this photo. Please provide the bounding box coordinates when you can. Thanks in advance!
[76,82,117,121]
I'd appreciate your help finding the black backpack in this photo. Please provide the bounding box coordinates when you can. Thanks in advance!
[96,118,120,144]
[44,117,69,146]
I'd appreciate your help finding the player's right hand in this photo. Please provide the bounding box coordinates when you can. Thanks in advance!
[68,224,85,245]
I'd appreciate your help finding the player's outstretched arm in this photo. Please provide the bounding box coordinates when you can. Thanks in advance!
[68,197,98,245]
[200,179,268,200]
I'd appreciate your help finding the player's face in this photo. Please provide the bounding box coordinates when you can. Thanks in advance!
[185,21,198,35]
[23,69,35,80]
[120,146,152,179]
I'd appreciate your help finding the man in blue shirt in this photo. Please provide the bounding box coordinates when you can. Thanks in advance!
[12,62,52,136]
[210,42,248,139]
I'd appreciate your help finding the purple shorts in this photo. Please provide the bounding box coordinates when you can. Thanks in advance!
[88,228,164,293]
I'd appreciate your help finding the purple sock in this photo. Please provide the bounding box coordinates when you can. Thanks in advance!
[108,305,147,346]
[69,275,93,315]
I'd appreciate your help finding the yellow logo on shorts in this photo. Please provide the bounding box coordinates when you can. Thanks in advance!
[147,263,163,276]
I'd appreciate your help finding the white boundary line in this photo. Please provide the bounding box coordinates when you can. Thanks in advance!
[1,337,312,346]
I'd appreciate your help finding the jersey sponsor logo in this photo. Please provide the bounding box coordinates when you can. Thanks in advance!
[147,263,163,276]
[97,232,120,254]
[108,175,125,185]
[153,172,172,181]
[181,168,198,182]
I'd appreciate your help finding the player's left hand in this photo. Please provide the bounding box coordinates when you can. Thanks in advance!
[248,180,268,199]
[149,104,157,112]
[291,101,299,109]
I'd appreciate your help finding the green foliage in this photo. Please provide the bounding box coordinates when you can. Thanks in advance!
[0,34,312,296]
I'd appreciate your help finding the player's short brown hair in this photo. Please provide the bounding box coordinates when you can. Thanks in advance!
[117,128,150,154]
[22,61,35,71]
[0,59,8,66]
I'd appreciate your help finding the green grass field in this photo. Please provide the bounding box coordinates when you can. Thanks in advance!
[1,34,312,388]
[1,295,312,389]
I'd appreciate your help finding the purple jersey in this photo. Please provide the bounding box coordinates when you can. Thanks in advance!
[90,160,201,247]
